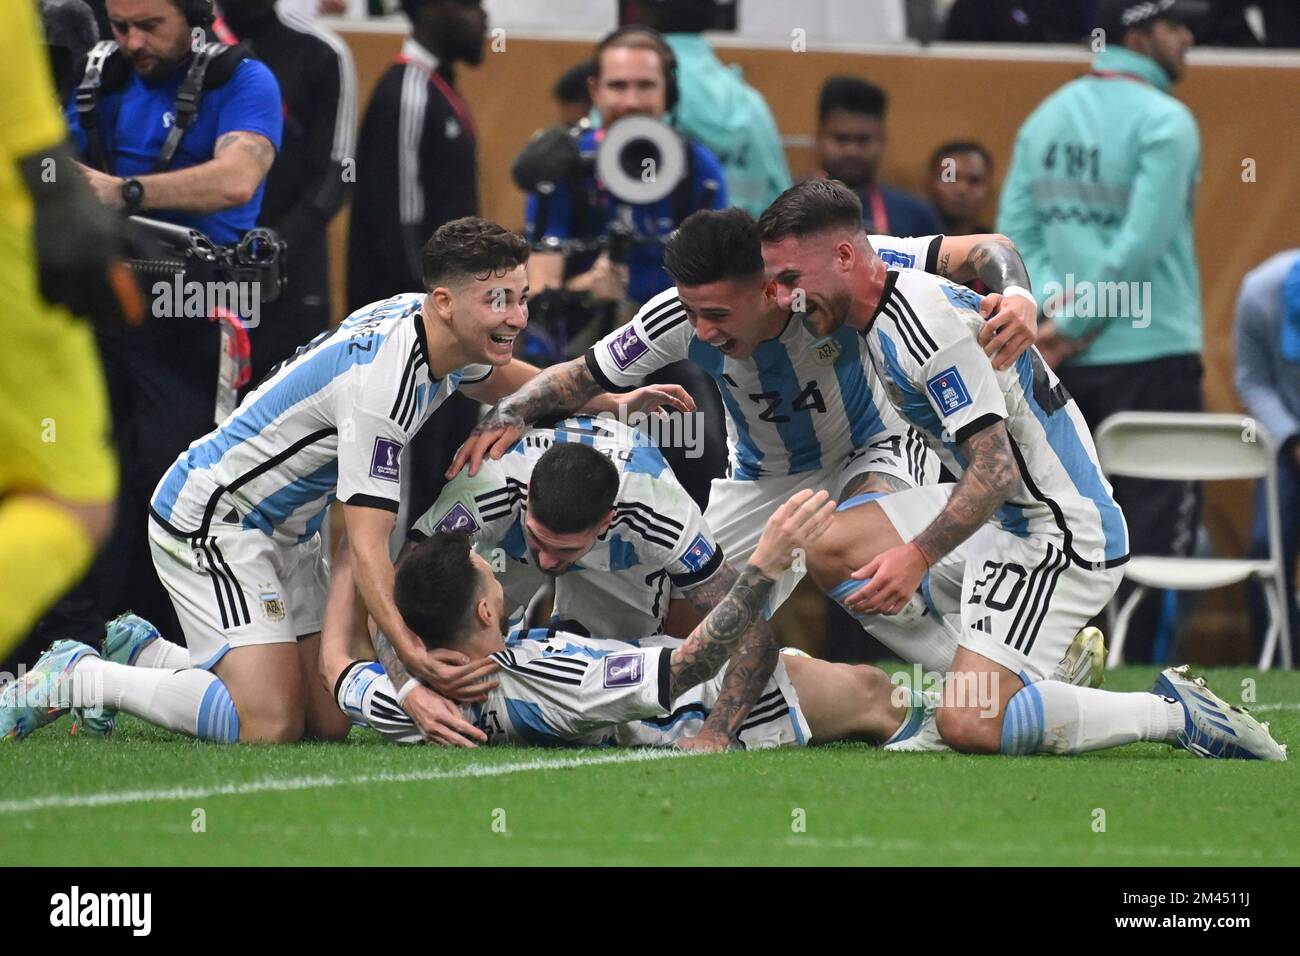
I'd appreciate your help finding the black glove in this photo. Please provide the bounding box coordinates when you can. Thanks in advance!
[18,141,143,325]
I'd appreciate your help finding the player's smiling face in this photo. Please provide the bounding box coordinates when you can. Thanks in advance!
[677,275,782,359]
[447,264,529,365]
[761,231,856,338]
[523,511,611,576]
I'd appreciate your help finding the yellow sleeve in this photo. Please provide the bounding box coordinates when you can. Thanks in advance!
[0,0,71,162]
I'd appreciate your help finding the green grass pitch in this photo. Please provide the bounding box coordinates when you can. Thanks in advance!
[2,666,1296,866]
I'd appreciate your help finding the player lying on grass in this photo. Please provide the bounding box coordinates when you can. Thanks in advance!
[325,489,932,749]
[759,179,1286,761]
[368,416,781,749]
[0,220,689,744]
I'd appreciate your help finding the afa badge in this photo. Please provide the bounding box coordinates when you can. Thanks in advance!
[260,590,286,622]
[812,337,843,367]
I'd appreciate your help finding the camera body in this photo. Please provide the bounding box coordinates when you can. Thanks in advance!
[125,216,288,308]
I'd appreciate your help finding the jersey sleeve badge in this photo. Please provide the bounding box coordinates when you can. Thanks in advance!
[603,653,645,687]
[433,501,480,534]
[608,325,650,370]
[370,438,403,481]
[926,367,973,415]
[680,533,716,572]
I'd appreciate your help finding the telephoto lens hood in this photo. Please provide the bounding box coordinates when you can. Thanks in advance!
[596,114,686,205]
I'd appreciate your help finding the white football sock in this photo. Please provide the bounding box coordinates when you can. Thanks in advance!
[133,636,191,669]
[73,657,239,742]
[1001,680,1183,755]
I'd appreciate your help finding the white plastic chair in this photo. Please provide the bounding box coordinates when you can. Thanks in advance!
[1094,412,1294,670]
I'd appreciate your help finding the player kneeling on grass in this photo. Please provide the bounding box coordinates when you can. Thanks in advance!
[758,179,1286,761]
[0,218,690,744]
[326,490,932,749]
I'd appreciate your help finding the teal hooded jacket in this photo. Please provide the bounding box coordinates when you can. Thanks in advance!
[997,45,1203,366]
[665,34,792,219]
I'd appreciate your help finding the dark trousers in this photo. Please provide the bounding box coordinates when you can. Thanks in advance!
[1057,353,1204,663]
[30,319,222,651]
[1247,449,1300,662]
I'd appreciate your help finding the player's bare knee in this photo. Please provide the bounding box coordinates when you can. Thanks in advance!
[935,704,1001,754]
[804,516,857,589]
[240,709,305,743]
[853,664,892,705]
[853,665,901,727]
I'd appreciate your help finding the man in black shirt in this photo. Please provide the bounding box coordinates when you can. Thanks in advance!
[348,0,484,311]
[220,0,357,387]
[347,0,488,531]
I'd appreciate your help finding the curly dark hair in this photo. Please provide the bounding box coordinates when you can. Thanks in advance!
[420,217,530,289]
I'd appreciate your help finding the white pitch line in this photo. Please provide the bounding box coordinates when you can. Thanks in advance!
[0,748,685,815]
[1252,704,1300,711]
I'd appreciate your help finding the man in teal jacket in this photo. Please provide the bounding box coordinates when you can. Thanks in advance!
[997,0,1206,662]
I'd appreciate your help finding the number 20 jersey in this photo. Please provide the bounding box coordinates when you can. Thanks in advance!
[586,235,941,480]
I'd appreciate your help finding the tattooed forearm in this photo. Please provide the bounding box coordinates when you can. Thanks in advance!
[374,629,414,690]
[672,563,779,737]
[937,252,952,278]
[968,238,1031,294]
[912,421,1019,564]
[479,358,604,431]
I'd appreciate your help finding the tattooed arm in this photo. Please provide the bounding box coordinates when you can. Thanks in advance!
[845,420,1020,615]
[931,234,1037,371]
[911,420,1020,563]
[670,490,838,751]
[447,357,693,477]
[674,562,779,743]
[446,357,602,476]
[671,564,776,698]
[935,234,1031,290]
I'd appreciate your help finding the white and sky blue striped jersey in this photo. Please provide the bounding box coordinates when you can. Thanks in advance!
[586,234,941,480]
[464,628,804,749]
[468,628,673,746]
[865,269,1130,569]
[409,416,724,639]
[150,293,492,544]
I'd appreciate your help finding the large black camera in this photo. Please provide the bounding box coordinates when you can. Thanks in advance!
[512,115,688,264]
[125,215,288,309]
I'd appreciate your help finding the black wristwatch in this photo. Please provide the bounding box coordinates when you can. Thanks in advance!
[121,177,144,213]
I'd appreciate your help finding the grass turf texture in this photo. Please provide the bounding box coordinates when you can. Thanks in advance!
[2,666,1296,866]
